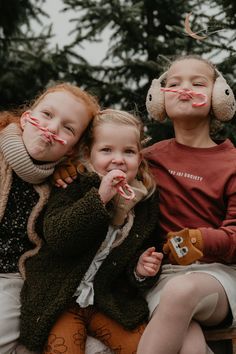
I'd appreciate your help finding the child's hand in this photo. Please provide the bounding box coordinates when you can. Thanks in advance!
[136,247,163,277]
[52,159,78,188]
[98,169,127,204]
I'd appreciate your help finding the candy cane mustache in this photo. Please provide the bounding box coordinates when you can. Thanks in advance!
[112,176,135,200]
[161,88,207,107]
[25,113,67,145]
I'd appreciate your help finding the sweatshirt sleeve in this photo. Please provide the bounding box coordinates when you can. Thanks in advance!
[200,176,236,264]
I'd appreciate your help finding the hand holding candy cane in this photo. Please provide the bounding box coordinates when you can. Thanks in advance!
[98,169,135,205]
[112,176,135,200]
[161,88,207,107]
[25,113,67,145]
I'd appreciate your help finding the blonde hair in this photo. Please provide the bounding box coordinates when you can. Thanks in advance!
[80,108,156,197]
[167,54,216,81]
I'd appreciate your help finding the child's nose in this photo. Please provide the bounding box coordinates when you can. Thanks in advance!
[111,153,124,164]
[181,82,192,91]
[47,119,60,134]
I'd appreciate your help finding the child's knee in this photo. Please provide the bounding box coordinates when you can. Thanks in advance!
[160,275,199,308]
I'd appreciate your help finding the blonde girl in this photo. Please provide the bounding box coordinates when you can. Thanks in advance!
[19,109,163,354]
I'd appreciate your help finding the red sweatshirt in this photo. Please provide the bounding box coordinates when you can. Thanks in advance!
[143,138,236,264]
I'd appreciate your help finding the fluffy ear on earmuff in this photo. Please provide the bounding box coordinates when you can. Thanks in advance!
[146,72,167,122]
[212,70,236,121]
[146,69,236,122]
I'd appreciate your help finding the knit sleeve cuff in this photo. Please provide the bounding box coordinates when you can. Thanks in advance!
[133,268,146,282]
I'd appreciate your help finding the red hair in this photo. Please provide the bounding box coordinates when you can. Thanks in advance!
[0,83,100,133]
[31,83,100,119]
[0,111,20,131]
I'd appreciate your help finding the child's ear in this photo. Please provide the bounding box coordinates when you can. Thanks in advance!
[20,111,31,129]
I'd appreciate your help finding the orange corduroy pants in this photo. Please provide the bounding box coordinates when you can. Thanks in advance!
[43,303,146,354]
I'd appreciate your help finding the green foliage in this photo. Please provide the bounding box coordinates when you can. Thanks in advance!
[0,0,43,37]
[0,0,69,109]
[0,0,235,143]
[61,0,192,111]
[60,0,236,142]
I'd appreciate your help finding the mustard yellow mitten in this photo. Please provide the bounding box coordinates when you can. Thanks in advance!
[163,228,203,265]
[52,158,79,185]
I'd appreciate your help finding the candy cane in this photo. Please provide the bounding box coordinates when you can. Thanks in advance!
[112,176,135,200]
[190,91,208,107]
[161,88,207,107]
[25,113,67,145]
[117,184,135,200]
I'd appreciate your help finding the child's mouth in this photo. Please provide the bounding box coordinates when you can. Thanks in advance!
[179,93,192,101]
[161,88,207,107]
[26,113,67,145]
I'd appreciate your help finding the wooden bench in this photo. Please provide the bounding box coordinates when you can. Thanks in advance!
[204,327,236,354]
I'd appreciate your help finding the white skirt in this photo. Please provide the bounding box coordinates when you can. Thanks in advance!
[0,273,23,354]
[146,263,236,327]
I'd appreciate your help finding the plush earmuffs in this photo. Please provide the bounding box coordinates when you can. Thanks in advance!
[146,70,236,122]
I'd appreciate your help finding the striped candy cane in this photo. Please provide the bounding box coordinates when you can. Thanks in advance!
[161,88,207,107]
[112,176,135,200]
[25,113,67,145]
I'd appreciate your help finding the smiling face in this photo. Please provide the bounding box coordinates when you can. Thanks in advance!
[165,59,215,123]
[89,122,141,184]
[21,90,91,162]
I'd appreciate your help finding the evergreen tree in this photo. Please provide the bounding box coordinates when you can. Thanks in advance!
[0,0,70,109]
[1,0,235,142]
[199,0,236,144]
[61,0,235,143]
[61,0,193,111]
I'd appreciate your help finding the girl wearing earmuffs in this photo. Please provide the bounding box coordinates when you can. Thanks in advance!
[137,55,236,354]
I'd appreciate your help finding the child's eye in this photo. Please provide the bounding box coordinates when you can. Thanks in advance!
[167,83,178,88]
[101,147,111,152]
[125,149,136,154]
[42,111,52,118]
[64,125,75,134]
[193,82,205,86]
